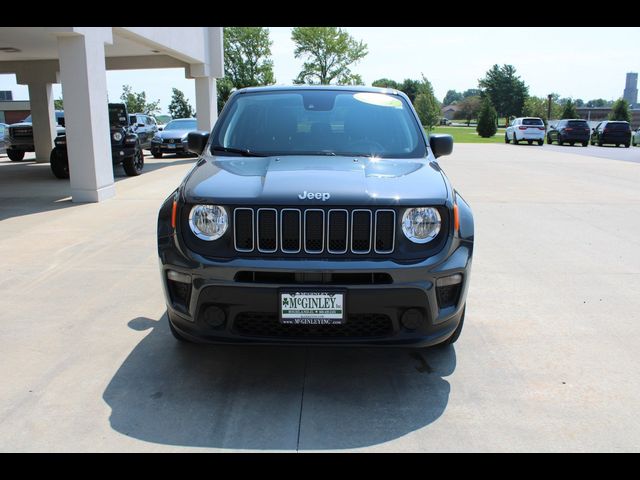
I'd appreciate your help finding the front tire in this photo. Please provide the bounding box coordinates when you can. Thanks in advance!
[7,149,25,162]
[505,133,510,144]
[50,149,69,179]
[152,151,163,159]
[546,135,552,144]
[123,147,144,176]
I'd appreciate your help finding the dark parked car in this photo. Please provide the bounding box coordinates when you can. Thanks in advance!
[0,122,7,153]
[590,121,631,147]
[157,86,474,347]
[49,103,144,178]
[150,118,198,158]
[5,111,65,161]
[546,119,590,146]
[128,113,158,151]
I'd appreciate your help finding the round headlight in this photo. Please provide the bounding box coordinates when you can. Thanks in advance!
[112,131,123,142]
[189,205,228,241]
[402,207,441,243]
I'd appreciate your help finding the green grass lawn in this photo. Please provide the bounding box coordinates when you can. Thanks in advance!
[427,126,506,144]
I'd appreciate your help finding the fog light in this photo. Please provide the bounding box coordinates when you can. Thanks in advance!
[167,270,190,283]
[401,308,424,330]
[202,305,226,328]
[436,274,462,287]
[119,151,124,156]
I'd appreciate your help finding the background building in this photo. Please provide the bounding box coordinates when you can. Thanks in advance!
[623,72,638,108]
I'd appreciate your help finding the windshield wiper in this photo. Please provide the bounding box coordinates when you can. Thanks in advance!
[211,145,266,157]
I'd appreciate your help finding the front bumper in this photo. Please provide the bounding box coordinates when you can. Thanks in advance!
[151,141,188,153]
[6,140,34,151]
[158,233,473,347]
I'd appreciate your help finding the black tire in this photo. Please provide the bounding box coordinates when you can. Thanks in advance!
[49,149,69,179]
[513,135,519,145]
[7,149,25,162]
[527,140,533,145]
[537,140,543,146]
[546,135,552,144]
[590,140,595,146]
[443,306,465,346]
[123,147,144,176]
[168,314,193,343]
[624,143,630,148]
[504,133,510,144]
[153,151,163,159]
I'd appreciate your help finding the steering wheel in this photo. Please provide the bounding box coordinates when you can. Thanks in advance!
[346,139,386,155]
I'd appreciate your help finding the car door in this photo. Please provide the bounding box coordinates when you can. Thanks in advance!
[136,115,150,148]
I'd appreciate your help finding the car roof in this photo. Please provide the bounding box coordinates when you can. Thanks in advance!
[236,84,405,96]
[169,118,197,121]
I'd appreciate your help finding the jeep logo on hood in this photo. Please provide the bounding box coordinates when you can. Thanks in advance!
[298,191,331,201]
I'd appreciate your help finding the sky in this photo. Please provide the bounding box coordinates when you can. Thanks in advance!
[1,27,638,115]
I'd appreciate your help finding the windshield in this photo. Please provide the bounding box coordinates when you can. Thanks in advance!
[108,105,128,127]
[567,120,588,127]
[165,119,197,131]
[212,90,426,158]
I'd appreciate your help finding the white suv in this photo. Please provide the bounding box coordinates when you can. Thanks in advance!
[505,117,545,146]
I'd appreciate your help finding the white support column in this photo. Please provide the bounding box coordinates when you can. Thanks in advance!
[195,76,217,132]
[27,82,56,163]
[57,29,114,203]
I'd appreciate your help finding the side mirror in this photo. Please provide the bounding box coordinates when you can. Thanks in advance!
[188,131,210,155]
[429,134,453,159]
[137,123,145,128]
[158,126,164,131]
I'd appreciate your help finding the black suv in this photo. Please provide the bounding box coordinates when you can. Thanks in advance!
[546,119,590,146]
[128,113,158,151]
[49,103,144,179]
[6,111,66,161]
[590,121,631,147]
[157,86,474,347]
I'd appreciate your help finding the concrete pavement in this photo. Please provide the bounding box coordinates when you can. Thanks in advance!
[0,145,639,451]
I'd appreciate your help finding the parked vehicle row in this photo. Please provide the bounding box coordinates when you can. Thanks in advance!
[505,117,637,148]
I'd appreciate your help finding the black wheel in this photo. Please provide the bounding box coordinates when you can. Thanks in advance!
[168,314,193,343]
[513,135,519,145]
[442,306,465,346]
[123,147,144,176]
[49,148,69,179]
[624,143,630,148]
[527,140,533,145]
[546,135,552,144]
[153,151,163,159]
[504,133,510,144]
[590,140,595,146]
[558,136,564,146]
[7,149,25,162]
[537,140,543,146]
[569,142,575,146]
[582,142,588,147]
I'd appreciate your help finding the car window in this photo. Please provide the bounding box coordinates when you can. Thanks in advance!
[606,122,630,131]
[522,118,544,126]
[567,120,588,128]
[165,119,197,131]
[213,90,426,158]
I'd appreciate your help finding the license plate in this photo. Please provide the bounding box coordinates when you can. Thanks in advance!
[166,144,176,148]
[280,291,345,325]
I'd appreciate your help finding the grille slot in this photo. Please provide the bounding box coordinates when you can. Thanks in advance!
[233,312,393,338]
[233,208,254,252]
[374,210,396,254]
[351,210,372,254]
[257,208,277,252]
[233,207,395,255]
[304,209,325,253]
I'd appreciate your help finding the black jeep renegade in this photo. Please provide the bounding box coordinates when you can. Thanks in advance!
[157,86,474,347]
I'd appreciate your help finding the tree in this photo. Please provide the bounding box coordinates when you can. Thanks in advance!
[443,90,463,106]
[478,64,528,120]
[574,99,584,107]
[476,97,498,138]
[291,27,367,85]
[168,88,194,119]
[399,78,421,103]
[561,99,578,119]
[372,78,400,90]
[609,99,631,122]
[463,88,482,98]
[454,96,481,126]
[586,98,610,108]
[217,27,275,112]
[414,76,441,130]
[120,85,160,115]
[54,97,63,110]
[523,95,562,124]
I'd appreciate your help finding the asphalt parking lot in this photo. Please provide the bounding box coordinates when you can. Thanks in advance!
[1,144,639,452]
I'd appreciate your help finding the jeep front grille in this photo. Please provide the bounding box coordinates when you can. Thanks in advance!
[233,207,396,255]
[9,127,32,138]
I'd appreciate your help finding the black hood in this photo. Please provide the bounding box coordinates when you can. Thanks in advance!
[183,155,448,206]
